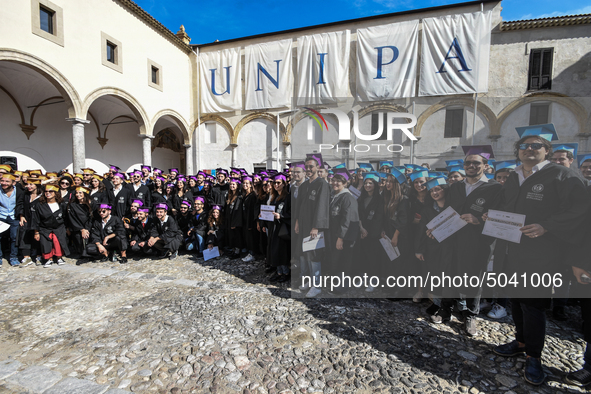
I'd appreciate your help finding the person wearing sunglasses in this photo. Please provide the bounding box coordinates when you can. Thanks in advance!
[31,184,69,268]
[58,176,73,201]
[86,204,128,263]
[492,125,589,386]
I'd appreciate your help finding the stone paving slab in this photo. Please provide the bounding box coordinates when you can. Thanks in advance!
[44,377,110,394]
[0,359,22,380]
[7,366,62,393]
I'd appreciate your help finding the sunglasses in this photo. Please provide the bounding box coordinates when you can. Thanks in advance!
[273,181,283,185]
[464,161,483,166]
[519,143,544,150]
[44,190,55,193]
[100,209,109,213]
[60,181,70,185]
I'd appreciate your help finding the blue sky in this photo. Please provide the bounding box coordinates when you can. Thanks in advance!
[134,0,591,45]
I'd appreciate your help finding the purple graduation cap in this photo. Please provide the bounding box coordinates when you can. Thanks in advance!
[515,123,558,141]
[166,183,176,188]
[242,176,253,183]
[154,203,168,210]
[291,161,305,170]
[332,167,351,181]
[108,164,120,172]
[141,165,151,171]
[217,168,228,177]
[132,199,144,206]
[138,207,150,213]
[99,203,112,210]
[194,196,205,204]
[180,199,192,207]
[323,162,331,170]
[230,167,240,176]
[197,171,207,177]
[169,168,179,174]
[212,205,222,211]
[153,168,163,174]
[229,177,241,184]
[113,172,125,179]
[273,174,287,183]
[305,153,323,167]
[133,170,142,176]
[461,145,495,160]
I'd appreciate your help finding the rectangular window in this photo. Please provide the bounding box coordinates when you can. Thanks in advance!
[106,42,117,64]
[39,6,54,34]
[529,103,550,125]
[151,66,159,84]
[444,108,464,138]
[528,48,553,91]
[204,123,217,144]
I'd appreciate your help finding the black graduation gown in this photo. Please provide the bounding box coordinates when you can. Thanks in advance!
[206,220,225,249]
[89,215,128,249]
[30,201,70,256]
[89,191,108,212]
[381,197,412,279]
[211,184,229,208]
[415,201,453,279]
[355,192,384,277]
[131,184,152,207]
[16,193,40,250]
[242,192,258,252]
[327,190,359,277]
[225,195,243,249]
[66,202,92,231]
[294,177,330,258]
[107,187,134,218]
[175,212,194,239]
[444,178,502,297]
[500,164,589,301]
[150,216,183,250]
[130,217,155,244]
[267,194,291,267]
[193,210,209,238]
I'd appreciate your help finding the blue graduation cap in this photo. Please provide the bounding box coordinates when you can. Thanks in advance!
[485,173,495,180]
[379,161,394,168]
[515,123,558,141]
[428,171,446,178]
[394,166,406,172]
[363,172,380,183]
[494,160,517,171]
[578,154,591,166]
[552,143,578,158]
[488,159,496,168]
[390,168,407,184]
[447,165,466,176]
[409,170,429,182]
[426,177,447,190]
[334,162,347,169]
[404,164,428,171]
[358,162,374,171]
[445,159,464,167]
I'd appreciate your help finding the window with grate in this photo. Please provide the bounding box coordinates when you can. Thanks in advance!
[528,48,553,91]
[444,108,463,138]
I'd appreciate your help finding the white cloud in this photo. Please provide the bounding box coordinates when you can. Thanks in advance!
[519,5,591,20]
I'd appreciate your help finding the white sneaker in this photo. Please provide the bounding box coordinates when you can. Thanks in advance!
[56,258,65,265]
[20,257,34,268]
[487,304,507,319]
[305,287,322,298]
[365,286,374,293]
[242,254,255,262]
[43,260,52,268]
[480,300,492,311]
[36,256,42,266]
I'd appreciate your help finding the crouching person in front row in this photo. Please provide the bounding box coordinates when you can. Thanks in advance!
[86,203,128,263]
[147,203,182,260]
[128,207,153,260]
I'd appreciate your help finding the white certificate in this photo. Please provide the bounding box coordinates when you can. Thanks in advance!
[259,205,275,221]
[426,206,467,243]
[203,246,220,261]
[348,186,361,200]
[482,209,526,244]
[302,231,325,252]
[379,237,401,261]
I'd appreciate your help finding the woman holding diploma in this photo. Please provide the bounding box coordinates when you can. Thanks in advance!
[493,125,589,386]
[266,174,291,282]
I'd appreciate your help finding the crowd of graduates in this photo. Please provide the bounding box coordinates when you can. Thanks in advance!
[0,123,590,387]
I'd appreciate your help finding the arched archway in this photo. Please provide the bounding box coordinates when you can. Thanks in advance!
[0,49,82,171]
[234,112,286,145]
[152,111,190,173]
[416,98,497,137]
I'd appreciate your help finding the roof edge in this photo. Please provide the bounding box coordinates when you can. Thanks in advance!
[501,13,591,30]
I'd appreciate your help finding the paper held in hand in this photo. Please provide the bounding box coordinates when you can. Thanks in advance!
[426,206,467,243]
[379,237,401,261]
[259,205,275,221]
[482,209,526,244]
[203,246,220,261]
[302,232,325,252]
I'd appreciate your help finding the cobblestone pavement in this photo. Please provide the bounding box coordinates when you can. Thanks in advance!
[0,254,588,394]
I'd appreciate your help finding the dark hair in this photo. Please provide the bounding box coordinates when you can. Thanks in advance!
[332,174,349,187]
[494,168,513,177]
[270,179,288,203]
[425,181,449,206]
[207,207,224,227]
[90,178,106,193]
[68,192,92,214]
[358,177,379,201]
[409,176,428,200]
[448,171,465,179]
[464,154,489,166]
[513,136,553,160]
[59,175,72,188]
[553,149,574,160]
[39,185,63,204]
[384,174,403,217]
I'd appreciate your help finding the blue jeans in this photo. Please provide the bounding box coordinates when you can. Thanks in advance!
[0,216,19,261]
[299,254,321,287]
[190,234,205,253]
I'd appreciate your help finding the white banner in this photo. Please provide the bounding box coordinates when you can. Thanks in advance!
[245,39,293,110]
[356,20,419,101]
[199,48,242,113]
[419,11,492,96]
[296,30,350,105]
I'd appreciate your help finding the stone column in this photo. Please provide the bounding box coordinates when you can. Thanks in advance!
[138,134,155,167]
[230,144,238,167]
[283,143,291,165]
[184,144,193,174]
[66,118,89,173]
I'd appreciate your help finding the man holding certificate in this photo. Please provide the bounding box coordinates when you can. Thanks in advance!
[431,145,502,337]
[492,124,589,386]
